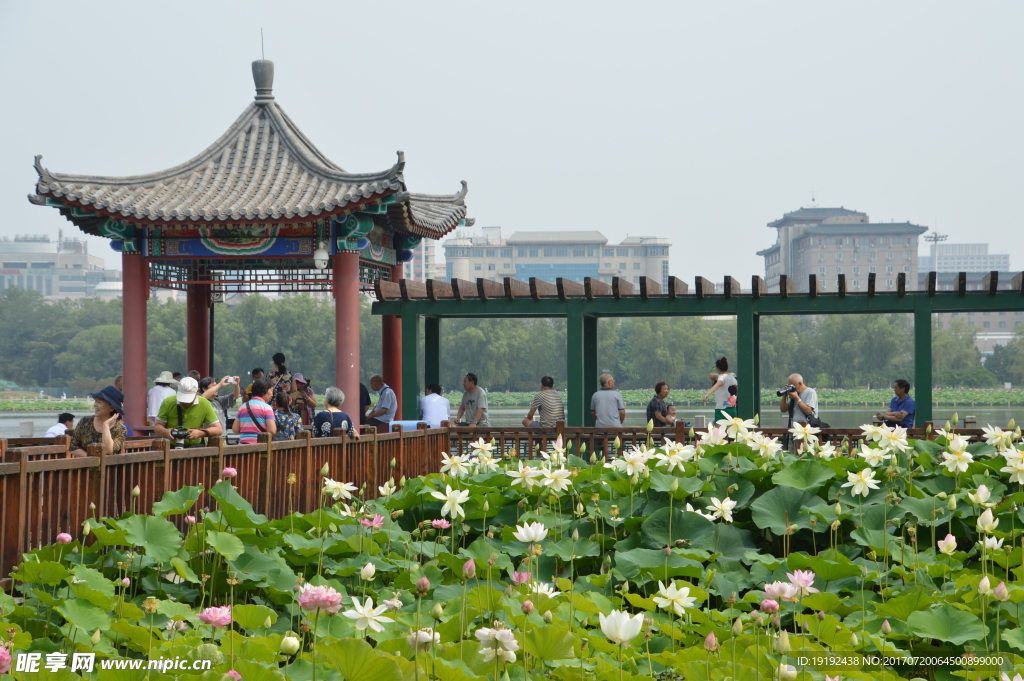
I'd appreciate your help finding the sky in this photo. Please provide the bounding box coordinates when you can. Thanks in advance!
[1,1,1022,281]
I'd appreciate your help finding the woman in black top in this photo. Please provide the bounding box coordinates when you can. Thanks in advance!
[312,386,358,438]
[646,381,671,426]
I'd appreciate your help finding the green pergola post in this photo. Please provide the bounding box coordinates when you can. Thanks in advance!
[913,301,934,426]
[565,302,585,427]
[424,316,440,388]
[583,314,599,426]
[735,300,759,422]
[401,309,420,420]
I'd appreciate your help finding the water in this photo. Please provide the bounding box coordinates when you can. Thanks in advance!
[0,412,94,439]
[482,407,1024,429]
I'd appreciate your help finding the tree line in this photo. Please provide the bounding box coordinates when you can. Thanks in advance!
[0,287,1000,395]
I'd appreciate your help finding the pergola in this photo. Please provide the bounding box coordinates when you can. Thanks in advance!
[29,60,470,427]
[373,271,1024,426]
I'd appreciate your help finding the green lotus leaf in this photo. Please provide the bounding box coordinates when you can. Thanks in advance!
[906,604,985,644]
[206,530,246,560]
[750,485,827,534]
[122,514,182,563]
[524,624,577,661]
[771,460,837,493]
[151,485,203,516]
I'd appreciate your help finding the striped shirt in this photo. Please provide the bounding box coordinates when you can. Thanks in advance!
[530,389,565,427]
[236,397,276,444]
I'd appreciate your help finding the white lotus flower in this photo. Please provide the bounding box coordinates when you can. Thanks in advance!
[748,432,783,459]
[878,425,909,453]
[858,444,891,468]
[977,508,999,533]
[469,438,495,456]
[541,467,572,494]
[506,460,544,491]
[698,427,728,447]
[378,479,397,497]
[473,452,501,474]
[941,449,973,474]
[982,536,1004,551]
[322,478,357,500]
[937,533,957,555]
[968,485,993,506]
[360,562,375,580]
[841,469,879,497]
[512,521,549,543]
[716,416,757,439]
[440,452,472,478]
[407,627,440,652]
[529,581,560,597]
[815,442,837,459]
[599,609,644,644]
[860,423,884,442]
[652,580,696,615]
[1001,457,1024,483]
[983,425,1016,452]
[604,446,651,476]
[685,503,717,522]
[789,422,820,443]
[430,484,470,519]
[476,627,518,663]
[655,439,695,472]
[342,597,394,632]
[706,496,737,523]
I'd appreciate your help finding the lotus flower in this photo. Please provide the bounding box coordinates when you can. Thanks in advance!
[476,627,518,663]
[841,469,880,497]
[994,581,1011,602]
[599,609,644,644]
[706,497,737,523]
[360,563,375,580]
[857,444,891,468]
[0,648,10,675]
[408,627,441,652]
[977,508,999,533]
[937,534,957,555]
[343,597,394,632]
[764,581,799,601]
[430,484,470,519]
[982,536,1004,551]
[56,533,72,544]
[604,446,651,476]
[512,521,548,543]
[541,467,573,493]
[506,460,543,491]
[510,571,530,586]
[440,452,472,478]
[378,479,397,497]
[360,514,385,529]
[760,599,780,614]
[198,605,233,627]
[297,584,344,615]
[968,485,993,506]
[786,569,820,597]
[221,467,237,478]
[652,580,696,615]
[432,519,451,529]
[789,422,820,443]
[322,478,357,500]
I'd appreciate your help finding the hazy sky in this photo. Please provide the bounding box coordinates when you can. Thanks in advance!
[2,1,1022,281]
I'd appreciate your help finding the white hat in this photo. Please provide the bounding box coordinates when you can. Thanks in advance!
[155,370,175,384]
[176,377,199,403]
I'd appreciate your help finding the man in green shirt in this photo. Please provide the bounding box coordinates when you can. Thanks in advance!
[153,377,222,447]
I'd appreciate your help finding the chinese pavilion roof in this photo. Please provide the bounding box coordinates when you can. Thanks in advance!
[28,60,469,240]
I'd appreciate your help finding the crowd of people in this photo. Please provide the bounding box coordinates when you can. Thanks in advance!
[42,350,920,455]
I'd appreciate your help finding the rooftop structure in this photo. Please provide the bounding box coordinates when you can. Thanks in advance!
[443,229,671,287]
[758,205,926,293]
[919,242,1011,273]
[29,59,470,427]
[0,232,120,299]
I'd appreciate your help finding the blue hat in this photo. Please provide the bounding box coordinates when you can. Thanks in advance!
[90,385,124,415]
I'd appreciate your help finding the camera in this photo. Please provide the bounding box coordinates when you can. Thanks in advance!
[225,377,235,384]
[170,427,190,448]
[776,384,797,397]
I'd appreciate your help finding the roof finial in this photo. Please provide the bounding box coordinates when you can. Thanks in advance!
[252,59,274,105]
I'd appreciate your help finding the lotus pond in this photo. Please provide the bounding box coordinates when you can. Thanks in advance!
[4,421,1024,681]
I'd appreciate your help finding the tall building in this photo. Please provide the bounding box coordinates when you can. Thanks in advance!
[757,206,926,293]
[402,238,441,283]
[442,228,671,288]
[0,232,121,299]
[919,243,1010,272]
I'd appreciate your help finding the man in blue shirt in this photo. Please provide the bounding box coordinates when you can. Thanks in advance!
[366,374,397,428]
[876,379,915,428]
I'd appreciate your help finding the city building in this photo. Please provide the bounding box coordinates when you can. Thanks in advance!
[919,242,1010,272]
[925,271,1023,354]
[757,206,926,293]
[442,228,671,288]
[0,232,121,299]
[402,238,445,283]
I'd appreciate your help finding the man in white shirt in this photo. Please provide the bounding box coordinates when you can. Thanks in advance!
[44,413,74,438]
[419,383,451,428]
[147,371,177,425]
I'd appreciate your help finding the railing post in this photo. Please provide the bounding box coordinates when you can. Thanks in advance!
[914,299,934,426]
[300,430,312,512]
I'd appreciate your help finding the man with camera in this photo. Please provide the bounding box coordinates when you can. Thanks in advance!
[777,373,819,426]
[153,377,223,447]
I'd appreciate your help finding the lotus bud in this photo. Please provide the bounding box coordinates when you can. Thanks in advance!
[543,610,553,623]
[430,603,444,620]
[572,528,579,541]
[670,478,679,493]
[753,413,760,426]
[775,630,791,653]
[664,546,672,556]
[771,616,781,630]
[392,510,404,519]
[621,580,630,593]
[952,412,959,426]
[817,611,825,620]
[320,462,330,476]
[631,474,639,486]
[830,519,840,531]
[416,576,431,595]
[400,476,407,487]
[994,581,1010,602]
[361,563,376,580]
[704,631,720,652]
[732,618,744,636]
[521,600,535,615]
[91,628,102,644]
[834,502,842,515]
[280,636,300,655]
[978,576,993,595]
[89,502,96,512]
[580,442,587,454]
[463,559,477,580]
[287,473,296,485]
[936,491,947,499]
[947,496,957,511]
[131,485,140,497]
[483,500,490,512]
[390,457,396,468]
[121,577,131,587]
[760,599,779,614]
[751,611,763,625]
[881,619,891,634]
[82,520,91,536]
[688,428,695,440]
[264,616,273,628]
[925,423,932,436]
[613,436,621,450]
[590,453,599,465]
[186,515,196,525]
[850,632,859,646]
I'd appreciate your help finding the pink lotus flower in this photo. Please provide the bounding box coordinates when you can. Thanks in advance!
[432,519,451,529]
[764,581,799,601]
[226,671,242,680]
[511,571,531,586]
[704,631,720,652]
[221,467,237,478]
[360,514,385,529]
[297,584,344,615]
[121,577,131,587]
[463,559,477,580]
[786,570,820,597]
[416,576,431,594]
[185,515,197,525]
[198,605,233,627]
[0,647,10,675]
[760,599,779,614]
[56,533,72,544]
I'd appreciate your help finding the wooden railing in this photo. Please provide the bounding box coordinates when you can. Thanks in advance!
[0,425,446,587]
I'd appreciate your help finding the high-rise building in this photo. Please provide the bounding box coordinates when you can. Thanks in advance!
[919,243,1010,272]
[402,238,440,283]
[0,232,121,299]
[757,206,926,293]
[442,228,671,288]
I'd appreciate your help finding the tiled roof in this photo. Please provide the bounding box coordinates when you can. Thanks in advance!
[768,206,866,228]
[29,60,467,240]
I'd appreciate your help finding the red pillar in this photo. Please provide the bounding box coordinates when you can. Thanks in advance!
[333,253,361,419]
[186,283,211,377]
[121,253,149,429]
[381,264,403,419]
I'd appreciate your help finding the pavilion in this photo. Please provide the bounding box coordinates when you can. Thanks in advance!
[28,60,470,427]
